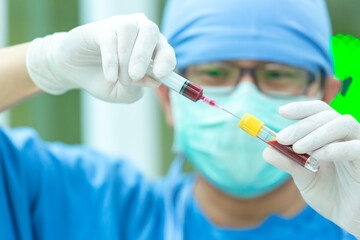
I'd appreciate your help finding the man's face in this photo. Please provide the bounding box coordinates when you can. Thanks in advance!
[155,59,340,198]
[157,60,340,127]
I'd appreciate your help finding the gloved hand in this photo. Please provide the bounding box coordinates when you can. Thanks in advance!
[26,14,176,103]
[263,100,360,238]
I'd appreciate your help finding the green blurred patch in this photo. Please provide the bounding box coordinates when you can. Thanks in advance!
[330,34,360,122]
[8,0,81,144]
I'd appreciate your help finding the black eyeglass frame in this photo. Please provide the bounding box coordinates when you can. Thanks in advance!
[235,67,325,96]
[179,63,326,96]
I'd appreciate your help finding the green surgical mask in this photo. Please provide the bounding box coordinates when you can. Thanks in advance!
[170,82,316,198]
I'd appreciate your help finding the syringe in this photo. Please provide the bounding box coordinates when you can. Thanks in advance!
[147,61,212,103]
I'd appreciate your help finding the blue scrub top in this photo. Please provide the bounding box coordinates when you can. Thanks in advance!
[0,126,356,240]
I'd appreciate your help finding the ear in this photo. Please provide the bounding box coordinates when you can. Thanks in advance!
[157,84,174,127]
[322,75,341,104]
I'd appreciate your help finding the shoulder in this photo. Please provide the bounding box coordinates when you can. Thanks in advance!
[0,126,42,150]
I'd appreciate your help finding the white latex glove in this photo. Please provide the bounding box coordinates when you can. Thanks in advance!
[26,14,176,103]
[263,100,360,239]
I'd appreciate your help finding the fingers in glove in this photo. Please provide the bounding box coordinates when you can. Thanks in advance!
[277,110,340,145]
[312,140,360,163]
[116,21,139,86]
[128,18,160,81]
[136,75,161,88]
[152,35,176,78]
[97,33,119,83]
[279,100,332,120]
[292,114,360,154]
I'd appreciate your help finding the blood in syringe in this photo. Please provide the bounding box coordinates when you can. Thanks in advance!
[180,81,222,109]
[267,140,309,167]
[182,82,203,101]
[201,95,222,109]
[181,81,222,109]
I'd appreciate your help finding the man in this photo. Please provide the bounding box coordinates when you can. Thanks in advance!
[0,0,359,239]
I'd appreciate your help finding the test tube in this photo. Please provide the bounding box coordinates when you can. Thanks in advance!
[238,113,320,172]
[146,61,203,102]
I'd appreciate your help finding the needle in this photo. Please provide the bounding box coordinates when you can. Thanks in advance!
[220,106,242,120]
[200,95,242,120]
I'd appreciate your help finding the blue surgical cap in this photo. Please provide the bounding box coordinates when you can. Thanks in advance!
[162,0,333,76]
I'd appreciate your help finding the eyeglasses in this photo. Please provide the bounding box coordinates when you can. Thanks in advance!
[183,62,324,97]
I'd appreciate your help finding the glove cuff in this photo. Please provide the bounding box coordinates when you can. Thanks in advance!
[26,32,74,95]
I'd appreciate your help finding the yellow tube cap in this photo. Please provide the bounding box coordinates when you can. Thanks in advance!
[238,113,264,137]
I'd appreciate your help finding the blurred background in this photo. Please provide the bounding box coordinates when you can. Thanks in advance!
[0,0,359,178]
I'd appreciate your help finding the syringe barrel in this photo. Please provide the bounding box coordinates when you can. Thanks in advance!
[239,113,320,172]
[147,62,203,102]
[159,72,188,93]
